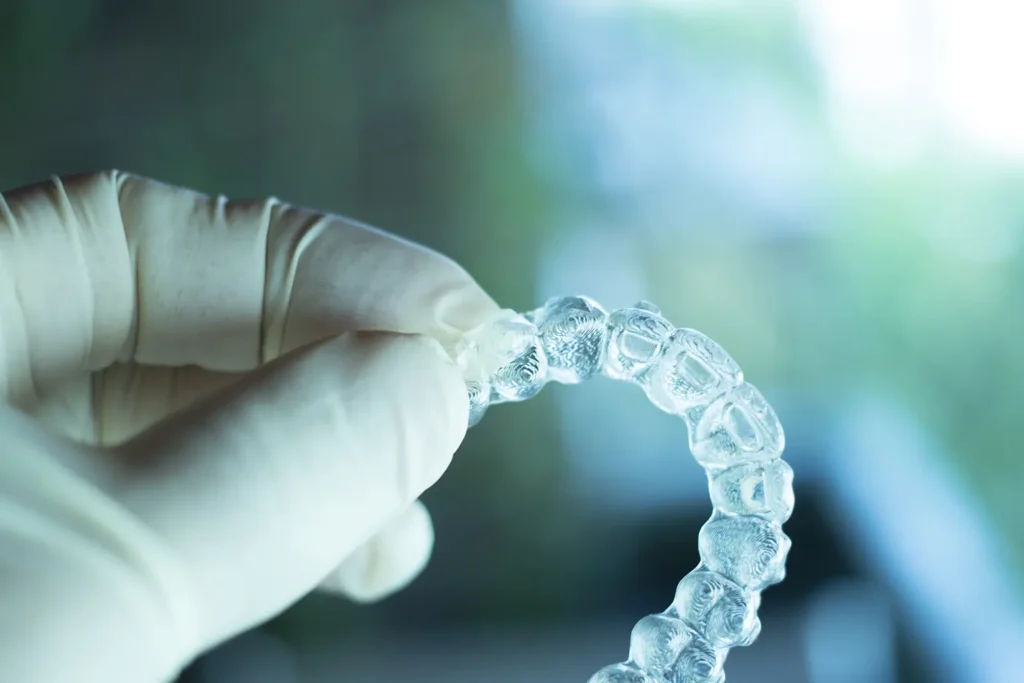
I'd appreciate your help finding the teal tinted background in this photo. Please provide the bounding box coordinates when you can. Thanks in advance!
[2,1,1022,682]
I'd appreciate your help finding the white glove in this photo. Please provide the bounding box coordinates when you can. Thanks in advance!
[0,171,501,683]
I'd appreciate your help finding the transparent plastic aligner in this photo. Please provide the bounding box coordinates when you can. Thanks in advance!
[628,614,725,683]
[464,366,491,428]
[466,313,549,405]
[710,460,794,523]
[690,383,785,469]
[456,297,793,683]
[671,567,762,648]
[534,296,609,384]
[587,663,656,683]
[645,328,743,414]
[603,301,674,383]
[698,515,791,591]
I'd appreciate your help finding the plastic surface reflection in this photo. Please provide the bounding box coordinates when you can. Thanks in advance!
[454,296,794,683]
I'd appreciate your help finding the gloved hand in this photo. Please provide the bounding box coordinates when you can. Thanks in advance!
[0,171,500,683]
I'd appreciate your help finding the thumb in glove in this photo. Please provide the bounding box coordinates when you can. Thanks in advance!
[0,331,467,683]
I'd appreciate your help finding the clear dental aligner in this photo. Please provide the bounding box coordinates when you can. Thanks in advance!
[453,297,794,683]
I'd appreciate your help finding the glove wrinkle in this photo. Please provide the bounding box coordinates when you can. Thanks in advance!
[0,249,38,403]
[260,201,327,363]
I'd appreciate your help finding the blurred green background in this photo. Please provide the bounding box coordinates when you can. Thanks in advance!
[3,1,1022,682]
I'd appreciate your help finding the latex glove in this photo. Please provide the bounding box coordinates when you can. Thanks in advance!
[0,171,500,683]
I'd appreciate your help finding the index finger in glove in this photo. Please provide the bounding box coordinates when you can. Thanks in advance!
[0,171,500,405]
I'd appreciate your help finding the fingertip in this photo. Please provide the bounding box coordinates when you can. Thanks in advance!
[268,213,504,358]
[318,500,435,603]
[424,253,503,342]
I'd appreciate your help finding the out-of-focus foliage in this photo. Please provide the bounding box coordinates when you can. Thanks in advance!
[2,1,1022,681]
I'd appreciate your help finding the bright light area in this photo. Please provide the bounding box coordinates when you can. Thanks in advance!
[798,0,933,166]
[931,0,1024,161]
[800,0,1024,164]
